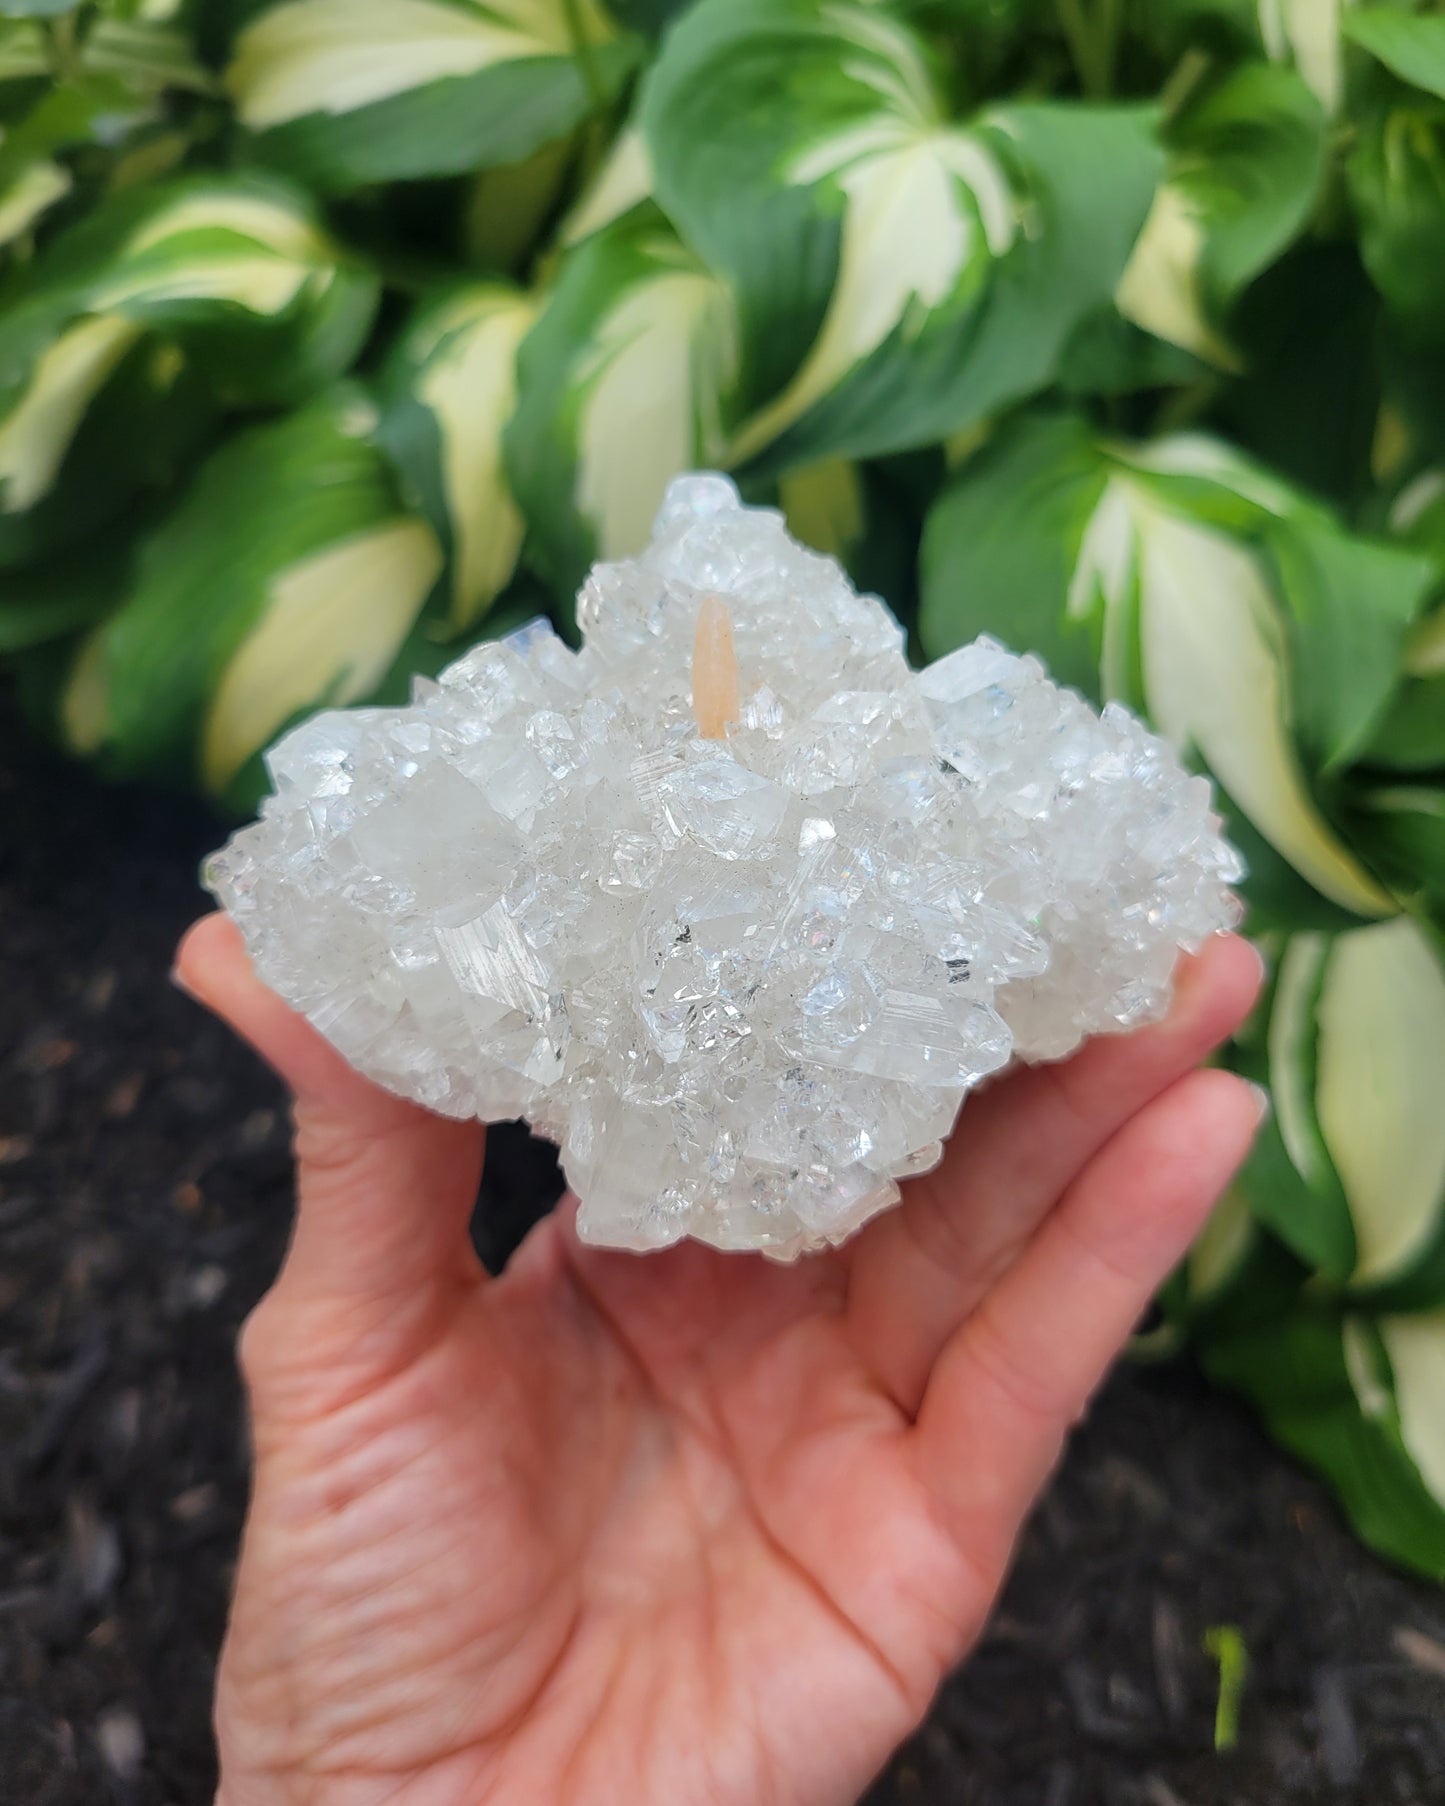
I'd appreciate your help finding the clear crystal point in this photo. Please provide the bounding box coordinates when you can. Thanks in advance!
[204,473,1241,1259]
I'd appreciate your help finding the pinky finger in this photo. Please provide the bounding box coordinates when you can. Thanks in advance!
[910,1068,1264,1596]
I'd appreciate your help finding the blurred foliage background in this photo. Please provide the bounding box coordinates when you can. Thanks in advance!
[3,0,1445,1577]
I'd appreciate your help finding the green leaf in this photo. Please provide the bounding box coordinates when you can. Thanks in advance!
[1316,919,1445,1288]
[69,388,443,791]
[1372,1310,1445,1521]
[380,283,536,633]
[0,522,132,650]
[462,130,578,273]
[1209,242,1381,514]
[0,173,378,540]
[1115,63,1326,367]
[777,456,865,564]
[919,410,1111,699]
[1348,786,1445,897]
[1345,8,1445,102]
[1348,105,1445,347]
[1245,933,1359,1277]
[82,17,219,95]
[227,0,640,193]
[0,18,46,79]
[557,121,652,247]
[0,1,81,18]
[1258,0,1350,115]
[1247,918,1445,1293]
[920,415,1404,920]
[0,72,148,189]
[1200,1304,1445,1578]
[1265,512,1434,772]
[1362,677,1445,770]
[0,330,216,568]
[1358,508,1445,770]
[506,209,736,597]
[642,0,1163,471]
[0,158,69,248]
[1056,305,1207,399]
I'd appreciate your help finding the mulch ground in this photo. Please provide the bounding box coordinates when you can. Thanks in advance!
[2,705,1443,1806]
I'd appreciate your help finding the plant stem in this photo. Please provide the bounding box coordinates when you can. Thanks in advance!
[1056,0,1118,99]
[44,11,81,83]
[1056,0,1098,95]
[1158,46,1212,121]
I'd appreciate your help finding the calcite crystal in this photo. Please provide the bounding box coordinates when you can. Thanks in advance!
[205,474,1242,1257]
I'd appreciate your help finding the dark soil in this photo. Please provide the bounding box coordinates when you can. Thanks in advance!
[1,709,1443,1806]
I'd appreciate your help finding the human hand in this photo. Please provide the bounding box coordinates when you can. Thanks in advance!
[175,915,1263,1806]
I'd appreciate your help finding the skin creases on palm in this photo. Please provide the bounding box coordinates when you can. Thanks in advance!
[178,913,1263,1806]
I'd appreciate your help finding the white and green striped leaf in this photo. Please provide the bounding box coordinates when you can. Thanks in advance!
[381,284,536,632]
[641,0,1163,472]
[557,122,653,246]
[68,389,444,798]
[202,514,444,793]
[1371,1311,1445,1512]
[227,0,640,192]
[0,159,71,248]
[1116,62,1326,367]
[921,413,1432,925]
[506,211,736,595]
[0,173,378,549]
[1250,918,1445,1301]
[1200,1302,1445,1579]
[1258,0,1353,114]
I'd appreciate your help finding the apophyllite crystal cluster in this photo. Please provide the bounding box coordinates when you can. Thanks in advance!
[205,474,1242,1257]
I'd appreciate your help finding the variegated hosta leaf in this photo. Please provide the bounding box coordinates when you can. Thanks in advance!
[0,173,378,549]
[1257,919,1445,1300]
[1358,1312,1445,1517]
[557,123,654,247]
[202,516,444,793]
[0,160,71,250]
[66,389,443,798]
[0,20,215,263]
[1200,1301,1445,1579]
[228,0,640,192]
[920,413,1435,924]
[1258,0,1353,114]
[641,0,1162,472]
[1116,63,1325,368]
[380,284,536,632]
[506,211,736,595]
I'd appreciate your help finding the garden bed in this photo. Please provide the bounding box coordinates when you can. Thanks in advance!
[2,704,1443,1806]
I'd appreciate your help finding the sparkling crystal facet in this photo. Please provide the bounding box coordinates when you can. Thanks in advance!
[205,473,1242,1258]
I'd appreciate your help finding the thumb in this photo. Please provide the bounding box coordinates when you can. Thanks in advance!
[174,913,486,1324]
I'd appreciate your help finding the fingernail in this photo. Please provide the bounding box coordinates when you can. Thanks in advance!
[1245,1081,1271,1126]
[1242,939,1267,987]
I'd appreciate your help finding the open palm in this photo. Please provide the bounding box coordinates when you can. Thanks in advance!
[177,916,1262,1806]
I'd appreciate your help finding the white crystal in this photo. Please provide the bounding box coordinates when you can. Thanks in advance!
[205,473,1242,1259]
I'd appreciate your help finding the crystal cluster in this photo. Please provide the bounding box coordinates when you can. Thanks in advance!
[204,474,1242,1257]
